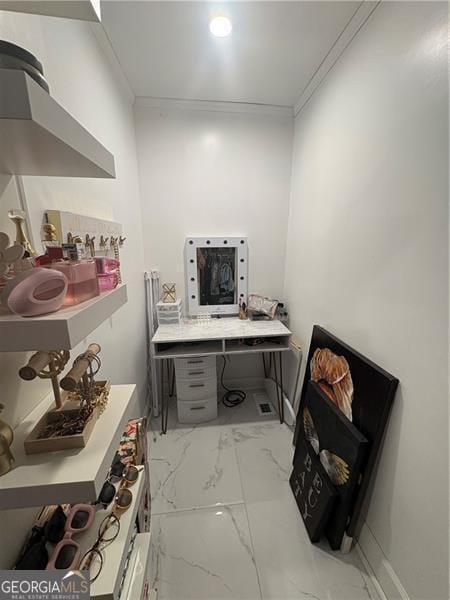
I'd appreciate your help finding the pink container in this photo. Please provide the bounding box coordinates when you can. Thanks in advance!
[49,260,99,306]
[1,268,68,317]
[95,257,119,275]
[98,272,118,291]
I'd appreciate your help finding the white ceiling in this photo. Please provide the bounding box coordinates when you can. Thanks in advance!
[102,1,361,107]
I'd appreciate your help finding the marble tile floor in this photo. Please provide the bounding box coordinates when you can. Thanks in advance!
[148,395,379,600]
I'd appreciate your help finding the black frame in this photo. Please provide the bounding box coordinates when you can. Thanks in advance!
[293,326,399,543]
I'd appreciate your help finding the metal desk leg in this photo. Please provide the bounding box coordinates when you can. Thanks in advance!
[161,358,169,435]
[272,352,283,424]
[278,351,284,424]
[169,359,175,397]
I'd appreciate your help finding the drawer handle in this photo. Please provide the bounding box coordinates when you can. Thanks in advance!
[189,383,205,388]
[188,371,204,376]
[190,406,206,411]
[187,360,203,364]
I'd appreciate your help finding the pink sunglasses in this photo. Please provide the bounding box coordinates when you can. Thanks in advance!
[46,504,95,570]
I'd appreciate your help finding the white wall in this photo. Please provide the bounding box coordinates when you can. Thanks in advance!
[134,103,294,379]
[284,2,448,599]
[0,10,146,566]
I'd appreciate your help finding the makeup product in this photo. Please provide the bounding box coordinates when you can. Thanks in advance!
[50,260,99,305]
[62,243,84,261]
[1,268,68,317]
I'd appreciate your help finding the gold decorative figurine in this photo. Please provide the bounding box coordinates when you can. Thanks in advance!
[162,283,176,303]
[8,209,37,257]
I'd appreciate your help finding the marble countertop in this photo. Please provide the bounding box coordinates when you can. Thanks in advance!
[152,317,291,344]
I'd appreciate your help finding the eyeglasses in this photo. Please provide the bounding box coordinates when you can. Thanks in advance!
[79,513,120,582]
[46,504,94,570]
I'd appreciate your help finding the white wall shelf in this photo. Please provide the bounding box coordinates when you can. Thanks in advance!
[0,284,127,352]
[0,68,115,178]
[0,384,136,510]
[0,1,101,22]
[84,474,147,600]
[122,532,152,600]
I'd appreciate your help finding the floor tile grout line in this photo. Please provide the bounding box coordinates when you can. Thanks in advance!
[230,425,265,600]
[151,500,246,517]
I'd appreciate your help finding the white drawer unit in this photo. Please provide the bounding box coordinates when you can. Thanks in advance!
[176,376,217,401]
[174,356,216,370]
[156,299,182,325]
[176,365,216,382]
[177,397,218,424]
[174,354,217,423]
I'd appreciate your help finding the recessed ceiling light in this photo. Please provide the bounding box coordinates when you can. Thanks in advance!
[209,16,232,38]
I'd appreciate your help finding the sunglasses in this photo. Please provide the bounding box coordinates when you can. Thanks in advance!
[96,463,140,511]
[15,506,67,570]
[46,504,94,570]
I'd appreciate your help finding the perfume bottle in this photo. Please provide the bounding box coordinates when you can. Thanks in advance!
[95,257,119,291]
[50,260,99,305]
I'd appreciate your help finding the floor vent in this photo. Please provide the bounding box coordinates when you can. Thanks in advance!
[253,392,276,416]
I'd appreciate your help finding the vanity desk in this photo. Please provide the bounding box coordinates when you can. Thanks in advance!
[151,317,292,433]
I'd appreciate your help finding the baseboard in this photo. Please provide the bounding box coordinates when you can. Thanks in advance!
[263,377,296,428]
[357,521,410,600]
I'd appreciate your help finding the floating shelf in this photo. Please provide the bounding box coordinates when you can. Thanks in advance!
[0,384,136,510]
[0,68,115,177]
[0,284,127,352]
[84,474,147,600]
[121,532,152,600]
[0,0,101,21]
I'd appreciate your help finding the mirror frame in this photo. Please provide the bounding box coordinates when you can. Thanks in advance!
[185,236,248,317]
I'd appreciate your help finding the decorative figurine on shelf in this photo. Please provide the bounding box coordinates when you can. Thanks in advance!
[239,299,247,320]
[99,235,109,250]
[0,231,25,287]
[162,283,176,303]
[8,209,37,257]
[19,350,70,409]
[0,404,14,477]
[43,223,58,242]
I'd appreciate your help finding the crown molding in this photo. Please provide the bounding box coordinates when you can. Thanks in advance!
[294,0,381,117]
[134,96,294,118]
[89,22,135,103]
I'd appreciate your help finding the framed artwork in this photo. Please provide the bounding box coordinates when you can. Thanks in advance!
[290,436,337,543]
[297,381,368,549]
[293,326,399,550]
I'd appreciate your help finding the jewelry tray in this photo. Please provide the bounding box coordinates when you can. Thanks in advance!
[24,380,111,455]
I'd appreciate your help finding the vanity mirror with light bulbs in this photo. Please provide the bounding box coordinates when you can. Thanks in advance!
[184,236,248,317]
